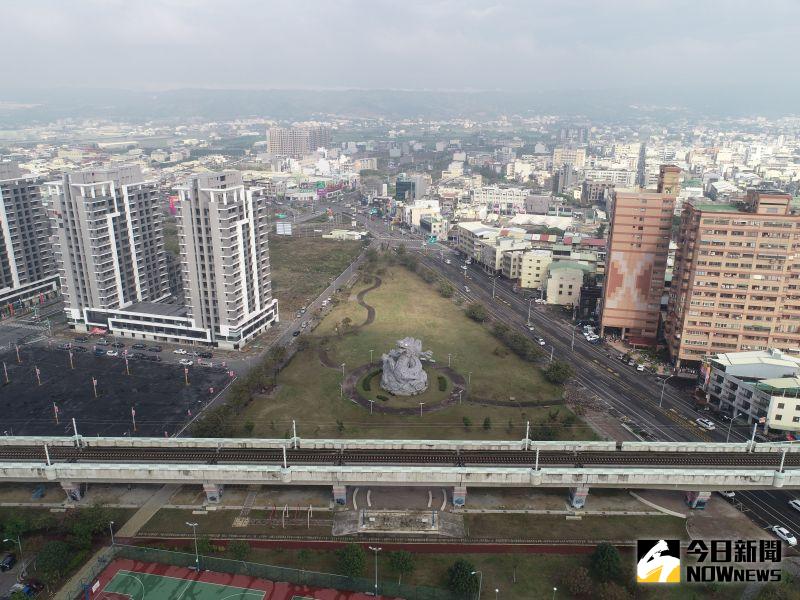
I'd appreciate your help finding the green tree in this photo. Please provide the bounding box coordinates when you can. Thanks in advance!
[591,542,623,583]
[465,302,488,322]
[337,543,366,578]
[462,416,472,430]
[196,535,214,556]
[446,558,479,596]
[228,540,251,561]
[438,281,454,298]
[596,581,631,600]
[544,360,574,384]
[483,417,492,430]
[595,223,607,238]
[388,550,415,584]
[37,540,72,585]
[10,592,30,600]
[564,566,594,597]
[68,504,109,549]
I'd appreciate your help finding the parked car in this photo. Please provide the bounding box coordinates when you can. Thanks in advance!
[111,342,125,348]
[636,364,645,372]
[771,525,797,546]
[536,337,546,346]
[527,325,535,331]
[132,343,146,350]
[106,350,119,357]
[695,417,716,431]
[535,298,546,304]
[57,344,71,351]
[0,553,16,572]
[198,352,213,359]
[147,345,162,352]
[72,346,87,353]
[718,491,736,500]
[95,339,110,346]
[132,352,146,359]
[292,330,301,337]
[788,499,800,512]
[173,348,188,355]
[74,337,89,343]
[94,348,106,357]
[463,286,471,293]
[178,359,193,366]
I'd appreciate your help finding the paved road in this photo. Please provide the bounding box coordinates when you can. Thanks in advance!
[342,207,800,539]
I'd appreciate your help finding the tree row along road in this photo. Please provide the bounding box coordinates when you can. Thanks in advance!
[2,445,800,468]
[402,243,800,534]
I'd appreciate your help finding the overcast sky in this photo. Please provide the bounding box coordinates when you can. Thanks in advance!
[2,0,798,92]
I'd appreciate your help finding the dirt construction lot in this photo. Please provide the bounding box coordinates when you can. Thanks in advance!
[0,346,231,436]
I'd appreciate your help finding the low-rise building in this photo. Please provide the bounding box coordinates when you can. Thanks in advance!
[502,248,553,289]
[545,262,592,306]
[701,349,800,432]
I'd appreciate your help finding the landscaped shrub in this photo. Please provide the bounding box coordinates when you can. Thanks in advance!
[437,375,447,391]
[362,377,371,392]
[376,394,388,401]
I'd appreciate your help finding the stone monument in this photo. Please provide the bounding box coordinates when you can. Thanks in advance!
[380,337,433,396]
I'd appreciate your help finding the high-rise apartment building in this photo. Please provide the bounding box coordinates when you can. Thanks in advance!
[665,190,800,367]
[266,124,331,157]
[0,163,59,310]
[552,146,586,170]
[600,165,680,343]
[176,171,278,349]
[47,165,168,326]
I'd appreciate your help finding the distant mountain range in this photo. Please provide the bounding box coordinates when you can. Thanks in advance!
[0,87,797,126]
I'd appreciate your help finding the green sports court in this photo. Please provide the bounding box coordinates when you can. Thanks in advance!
[101,570,268,600]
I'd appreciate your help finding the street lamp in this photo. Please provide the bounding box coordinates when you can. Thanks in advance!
[726,411,743,443]
[369,349,374,364]
[3,535,22,561]
[552,587,557,600]
[186,522,200,570]
[494,588,499,600]
[527,298,533,325]
[109,521,115,546]
[471,571,483,600]
[658,374,675,408]
[368,546,382,596]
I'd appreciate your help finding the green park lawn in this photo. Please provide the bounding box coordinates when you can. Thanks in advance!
[240,265,591,440]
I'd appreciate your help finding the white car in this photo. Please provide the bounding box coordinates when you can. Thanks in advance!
[789,499,800,512]
[527,325,535,331]
[535,298,546,304]
[464,286,471,293]
[718,491,736,500]
[106,350,118,357]
[173,348,188,355]
[695,417,716,431]
[771,525,797,546]
[636,364,645,372]
[537,337,546,346]
[179,359,193,366]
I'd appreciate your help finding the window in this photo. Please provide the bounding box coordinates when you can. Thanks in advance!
[775,414,783,421]
[778,403,786,409]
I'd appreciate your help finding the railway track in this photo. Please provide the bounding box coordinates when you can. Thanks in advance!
[0,445,797,469]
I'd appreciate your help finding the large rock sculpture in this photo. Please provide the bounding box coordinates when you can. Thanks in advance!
[380,337,433,396]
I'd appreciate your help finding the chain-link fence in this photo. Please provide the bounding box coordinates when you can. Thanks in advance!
[115,544,460,600]
[57,545,119,600]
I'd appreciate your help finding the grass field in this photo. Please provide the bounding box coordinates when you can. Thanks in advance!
[269,236,363,316]
[239,265,587,440]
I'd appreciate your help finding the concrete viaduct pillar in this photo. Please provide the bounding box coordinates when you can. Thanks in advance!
[453,486,467,507]
[569,485,589,509]
[203,483,223,504]
[61,481,82,502]
[332,485,347,505]
[685,491,711,509]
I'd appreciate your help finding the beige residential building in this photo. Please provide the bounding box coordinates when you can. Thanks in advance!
[665,190,800,367]
[600,165,680,344]
[177,171,278,349]
[552,146,586,170]
[474,236,531,274]
[546,262,590,306]
[502,249,553,289]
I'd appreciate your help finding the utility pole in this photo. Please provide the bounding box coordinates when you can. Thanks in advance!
[368,546,382,596]
[419,402,425,416]
[658,375,674,408]
[527,298,533,326]
[186,522,200,570]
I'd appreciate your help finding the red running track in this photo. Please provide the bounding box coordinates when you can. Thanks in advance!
[89,558,401,600]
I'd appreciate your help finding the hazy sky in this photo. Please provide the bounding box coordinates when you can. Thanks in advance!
[3,0,798,92]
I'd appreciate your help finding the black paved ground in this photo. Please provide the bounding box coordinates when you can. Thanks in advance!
[0,346,231,437]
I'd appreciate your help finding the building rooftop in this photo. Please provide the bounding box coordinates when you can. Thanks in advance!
[692,202,741,212]
[126,301,187,318]
[756,377,800,396]
[709,349,800,369]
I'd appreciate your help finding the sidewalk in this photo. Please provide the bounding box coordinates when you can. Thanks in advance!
[116,484,180,538]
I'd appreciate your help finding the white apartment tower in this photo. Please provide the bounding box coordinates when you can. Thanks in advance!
[47,165,169,326]
[0,163,59,308]
[176,171,278,349]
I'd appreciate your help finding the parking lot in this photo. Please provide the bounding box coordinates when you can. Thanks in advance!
[0,346,232,437]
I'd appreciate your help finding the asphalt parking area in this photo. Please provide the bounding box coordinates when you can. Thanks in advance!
[0,346,231,437]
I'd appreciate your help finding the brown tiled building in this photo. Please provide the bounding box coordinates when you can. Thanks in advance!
[665,190,800,367]
[600,165,680,344]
